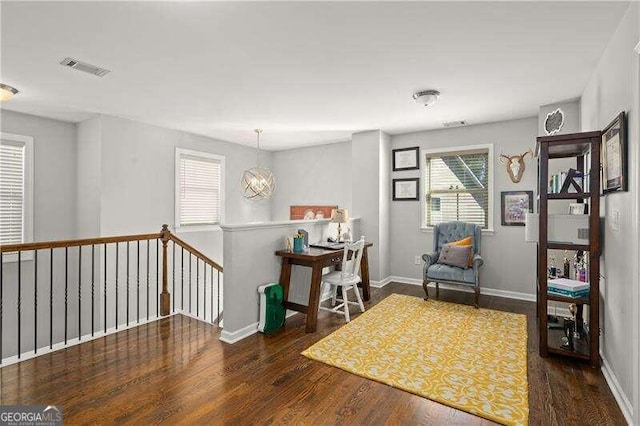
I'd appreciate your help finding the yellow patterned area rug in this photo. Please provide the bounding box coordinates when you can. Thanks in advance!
[302,293,528,425]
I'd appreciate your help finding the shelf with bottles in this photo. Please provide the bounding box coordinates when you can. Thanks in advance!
[546,303,592,359]
[547,251,589,281]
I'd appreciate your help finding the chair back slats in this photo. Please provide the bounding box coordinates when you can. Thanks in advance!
[341,239,365,279]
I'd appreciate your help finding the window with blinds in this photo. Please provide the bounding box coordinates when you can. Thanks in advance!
[424,147,491,229]
[176,149,224,228]
[1,140,26,244]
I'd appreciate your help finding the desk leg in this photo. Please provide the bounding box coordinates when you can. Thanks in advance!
[305,261,323,333]
[360,247,371,301]
[279,258,292,303]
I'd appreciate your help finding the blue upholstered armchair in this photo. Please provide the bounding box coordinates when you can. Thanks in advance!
[422,221,484,308]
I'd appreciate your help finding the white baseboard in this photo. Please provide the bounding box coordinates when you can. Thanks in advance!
[600,353,633,425]
[370,276,393,288]
[219,321,259,344]
[387,276,536,302]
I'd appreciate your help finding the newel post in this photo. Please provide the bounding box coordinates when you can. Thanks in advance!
[160,224,171,316]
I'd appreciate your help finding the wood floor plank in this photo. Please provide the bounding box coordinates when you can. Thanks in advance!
[0,283,627,425]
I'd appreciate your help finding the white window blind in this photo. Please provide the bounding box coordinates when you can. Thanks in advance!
[425,149,490,228]
[0,140,25,244]
[177,152,223,227]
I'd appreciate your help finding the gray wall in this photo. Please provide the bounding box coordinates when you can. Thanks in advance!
[390,117,539,296]
[538,98,581,136]
[0,110,80,357]
[77,116,102,238]
[580,3,639,420]
[270,141,352,220]
[97,115,273,264]
[351,130,390,282]
[1,110,77,240]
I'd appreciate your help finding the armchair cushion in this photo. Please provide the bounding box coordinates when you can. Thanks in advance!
[426,263,476,285]
[437,244,473,269]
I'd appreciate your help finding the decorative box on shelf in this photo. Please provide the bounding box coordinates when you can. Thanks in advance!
[548,278,589,298]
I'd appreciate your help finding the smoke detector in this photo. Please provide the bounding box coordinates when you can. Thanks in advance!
[443,120,468,128]
[60,57,110,77]
[412,90,440,107]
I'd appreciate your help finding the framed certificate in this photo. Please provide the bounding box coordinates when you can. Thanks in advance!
[393,178,419,201]
[392,147,419,171]
[601,111,627,194]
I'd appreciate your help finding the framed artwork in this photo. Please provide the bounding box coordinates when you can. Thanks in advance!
[601,111,627,194]
[392,147,419,171]
[290,205,338,220]
[501,191,534,226]
[393,178,419,201]
[568,203,587,215]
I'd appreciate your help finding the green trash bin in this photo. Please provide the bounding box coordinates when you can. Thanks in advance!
[258,283,285,333]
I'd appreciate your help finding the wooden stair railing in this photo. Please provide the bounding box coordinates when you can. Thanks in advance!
[0,224,222,365]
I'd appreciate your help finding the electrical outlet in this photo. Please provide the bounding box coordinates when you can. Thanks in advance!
[414,255,421,265]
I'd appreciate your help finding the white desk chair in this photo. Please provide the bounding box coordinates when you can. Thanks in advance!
[319,238,366,322]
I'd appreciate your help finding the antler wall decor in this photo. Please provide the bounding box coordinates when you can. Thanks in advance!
[499,149,533,183]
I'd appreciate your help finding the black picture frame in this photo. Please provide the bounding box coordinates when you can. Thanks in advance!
[392,178,419,201]
[501,191,534,226]
[392,147,419,171]
[601,111,627,194]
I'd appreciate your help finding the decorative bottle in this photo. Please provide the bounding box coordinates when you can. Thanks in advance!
[549,255,557,278]
[563,251,570,278]
[578,257,588,282]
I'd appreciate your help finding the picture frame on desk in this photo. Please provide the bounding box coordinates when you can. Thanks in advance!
[392,147,419,171]
[601,111,627,194]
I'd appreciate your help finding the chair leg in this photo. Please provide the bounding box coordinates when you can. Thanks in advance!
[341,286,350,322]
[331,284,338,306]
[435,282,440,299]
[474,287,480,309]
[352,284,365,312]
[422,279,429,301]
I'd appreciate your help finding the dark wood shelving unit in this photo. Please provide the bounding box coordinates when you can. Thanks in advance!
[537,131,601,367]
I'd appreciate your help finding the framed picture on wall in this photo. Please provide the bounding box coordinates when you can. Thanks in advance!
[393,178,419,201]
[601,111,627,194]
[501,191,534,226]
[392,147,420,171]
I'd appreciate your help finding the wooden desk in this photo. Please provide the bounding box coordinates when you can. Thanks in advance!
[275,243,373,332]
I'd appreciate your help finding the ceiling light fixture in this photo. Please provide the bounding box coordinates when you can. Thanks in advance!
[0,84,19,102]
[241,129,276,199]
[412,90,440,107]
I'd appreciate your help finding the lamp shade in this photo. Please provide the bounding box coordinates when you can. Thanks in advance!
[330,208,349,224]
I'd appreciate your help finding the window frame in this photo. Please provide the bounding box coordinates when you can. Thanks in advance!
[174,148,225,233]
[1,132,34,262]
[420,143,494,233]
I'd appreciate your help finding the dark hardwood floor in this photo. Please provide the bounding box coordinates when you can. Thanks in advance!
[0,283,626,425]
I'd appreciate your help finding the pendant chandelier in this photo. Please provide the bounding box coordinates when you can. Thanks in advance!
[241,129,275,199]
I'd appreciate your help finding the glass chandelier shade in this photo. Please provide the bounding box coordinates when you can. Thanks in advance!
[241,129,276,199]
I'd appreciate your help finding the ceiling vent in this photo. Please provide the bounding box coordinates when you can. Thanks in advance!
[443,120,468,128]
[60,57,110,77]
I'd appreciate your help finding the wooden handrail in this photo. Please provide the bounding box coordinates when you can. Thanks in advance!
[169,233,223,272]
[0,233,162,253]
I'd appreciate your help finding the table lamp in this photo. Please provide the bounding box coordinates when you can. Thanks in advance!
[330,208,349,242]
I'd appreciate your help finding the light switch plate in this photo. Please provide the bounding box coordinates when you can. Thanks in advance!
[611,210,620,231]
[414,256,421,265]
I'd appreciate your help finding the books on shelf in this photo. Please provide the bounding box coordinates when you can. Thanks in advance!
[548,169,584,194]
[548,278,589,298]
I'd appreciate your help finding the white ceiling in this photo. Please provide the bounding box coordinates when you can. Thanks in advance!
[0,1,631,150]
